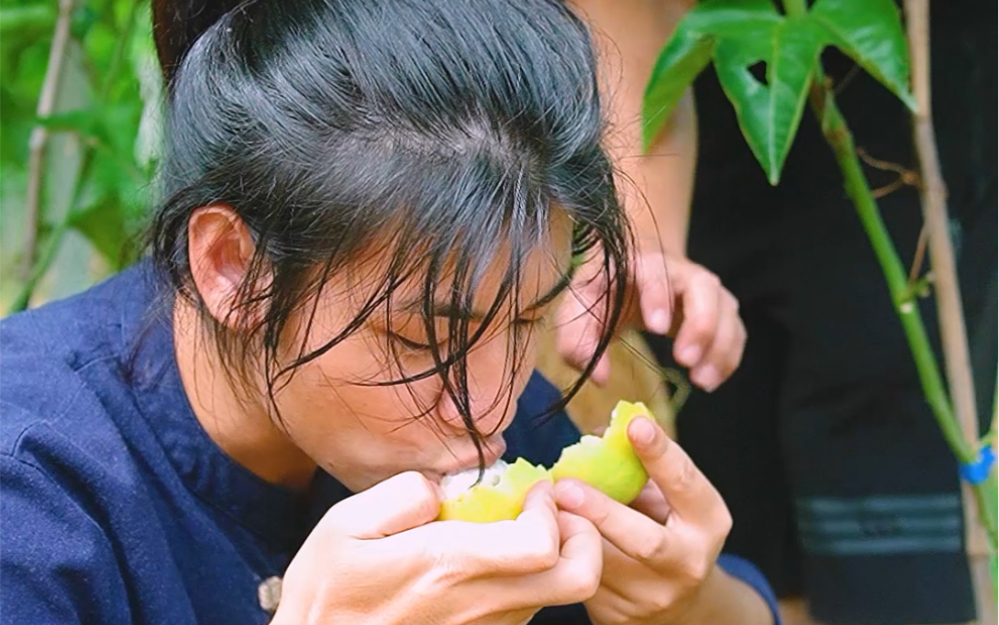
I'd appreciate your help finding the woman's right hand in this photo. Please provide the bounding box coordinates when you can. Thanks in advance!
[272,472,603,625]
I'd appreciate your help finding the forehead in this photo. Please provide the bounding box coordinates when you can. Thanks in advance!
[312,209,576,321]
[394,218,575,316]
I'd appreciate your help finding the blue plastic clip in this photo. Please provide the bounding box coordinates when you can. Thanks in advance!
[959,444,996,485]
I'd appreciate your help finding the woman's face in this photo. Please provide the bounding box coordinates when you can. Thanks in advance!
[269,219,574,493]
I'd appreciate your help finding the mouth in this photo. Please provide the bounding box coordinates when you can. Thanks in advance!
[436,436,507,481]
[481,437,507,467]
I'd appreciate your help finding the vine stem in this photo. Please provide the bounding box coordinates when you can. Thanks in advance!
[20,0,77,282]
[781,0,997,551]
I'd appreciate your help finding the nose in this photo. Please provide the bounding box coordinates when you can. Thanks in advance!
[436,320,541,436]
[437,374,521,437]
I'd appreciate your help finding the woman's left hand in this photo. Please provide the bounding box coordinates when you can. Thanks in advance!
[552,416,734,625]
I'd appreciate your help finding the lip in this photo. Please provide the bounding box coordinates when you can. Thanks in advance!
[443,436,507,477]
[484,436,507,464]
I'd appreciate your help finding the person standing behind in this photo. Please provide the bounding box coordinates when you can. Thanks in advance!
[562,1,994,624]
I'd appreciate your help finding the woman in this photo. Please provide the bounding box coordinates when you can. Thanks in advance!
[1,0,778,623]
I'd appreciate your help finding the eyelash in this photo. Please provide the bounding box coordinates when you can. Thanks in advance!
[387,318,543,352]
[514,317,544,330]
[386,331,439,352]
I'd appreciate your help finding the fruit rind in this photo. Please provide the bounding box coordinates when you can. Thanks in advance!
[438,400,654,522]
[438,458,552,523]
[550,400,651,504]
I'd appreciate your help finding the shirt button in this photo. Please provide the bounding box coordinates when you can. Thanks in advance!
[258,576,283,615]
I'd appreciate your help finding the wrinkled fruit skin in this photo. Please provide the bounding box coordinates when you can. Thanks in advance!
[439,401,653,523]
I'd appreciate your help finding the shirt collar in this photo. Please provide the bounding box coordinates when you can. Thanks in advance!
[119,261,350,552]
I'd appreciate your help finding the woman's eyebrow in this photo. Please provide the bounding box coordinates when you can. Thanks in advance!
[396,268,576,321]
[522,269,575,314]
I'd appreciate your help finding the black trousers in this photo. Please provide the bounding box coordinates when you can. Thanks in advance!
[646,5,995,622]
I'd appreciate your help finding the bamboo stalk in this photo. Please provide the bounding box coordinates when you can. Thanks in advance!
[902,3,995,621]
[9,151,95,314]
[20,0,77,283]
[11,0,143,314]
[903,0,982,445]
[903,0,986,539]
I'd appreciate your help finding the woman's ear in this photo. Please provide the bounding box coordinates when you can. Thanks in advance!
[187,205,259,327]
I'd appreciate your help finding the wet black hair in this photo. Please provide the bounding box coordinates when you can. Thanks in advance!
[148,0,631,467]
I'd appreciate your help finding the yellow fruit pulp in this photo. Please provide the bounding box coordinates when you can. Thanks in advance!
[438,400,653,522]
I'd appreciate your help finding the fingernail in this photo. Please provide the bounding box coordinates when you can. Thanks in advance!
[631,417,656,446]
[678,345,701,365]
[692,365,719,391]
[534,479,554,496]
[555,481,585,509]
[649,309,670,334]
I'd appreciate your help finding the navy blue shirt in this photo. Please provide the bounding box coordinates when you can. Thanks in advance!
[1,263,779,624]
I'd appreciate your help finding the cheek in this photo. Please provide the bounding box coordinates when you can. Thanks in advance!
[275,303,543,445]
[288,343,445,429]
[268,326,438,442]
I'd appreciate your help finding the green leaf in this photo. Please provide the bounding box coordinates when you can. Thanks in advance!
[69,198,131,269]
[682,0,782,37]
[713,16,824,184]
[810,0,918,112]
[642,0,781,150]
[0,5,54,35]
[642,30,715,151]
[70,5,101,41]
[34,109,100,136]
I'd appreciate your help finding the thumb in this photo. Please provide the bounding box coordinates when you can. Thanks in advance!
[323,471,442,539]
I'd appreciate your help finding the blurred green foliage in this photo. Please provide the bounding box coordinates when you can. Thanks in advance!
[1,0,162,313]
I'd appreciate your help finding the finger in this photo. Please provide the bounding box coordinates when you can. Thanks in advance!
[515,478,561,550]
[554,478,671,564]
[672,272,722,368]
[587,543,657,605]
[323,471,442,539]
[589,352,611,387]
[554,288,599,369]
[584,584,635,621]
[425,480,563,578]
[627,417,731,532]
[629,480,672,524]
[634,253,674,335]
[492,510,603,609]
[689,293,746,391]
[554,282,612,385]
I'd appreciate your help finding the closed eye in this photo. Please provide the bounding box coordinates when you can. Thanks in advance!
[513,316,545,329]
[388,317,543,352]
[386,331,440,352]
